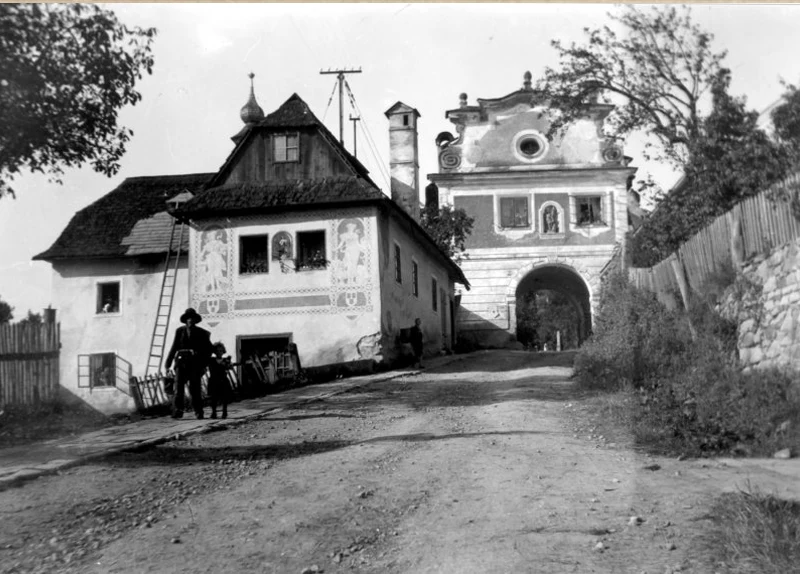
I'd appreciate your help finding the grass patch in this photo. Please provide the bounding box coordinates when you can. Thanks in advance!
[574,271,800,457]
[704,489,800,574]
[0,401,116,448]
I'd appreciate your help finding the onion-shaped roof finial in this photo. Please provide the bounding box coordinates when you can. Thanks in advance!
[523,71,532,90]
[240,72,265,125]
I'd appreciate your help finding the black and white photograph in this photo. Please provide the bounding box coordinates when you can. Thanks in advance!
[1,3,800,572]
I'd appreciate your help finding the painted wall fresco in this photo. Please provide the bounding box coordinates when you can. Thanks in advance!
[190,208,377,328]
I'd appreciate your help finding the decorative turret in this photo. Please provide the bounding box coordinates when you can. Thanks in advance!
[239,72,264,125]
[523,71,532,91]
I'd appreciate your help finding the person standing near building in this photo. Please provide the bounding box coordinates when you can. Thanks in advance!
[208,341,232,419]
[410,318,424,368]
[165,308,213,419]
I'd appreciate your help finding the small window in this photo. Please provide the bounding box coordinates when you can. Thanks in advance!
[240,234,269,274]
[431,277,438,312]
[297,230,326,271]
[97,282,120,314]
[403,114,409,127]
[500,197,529,228]
[274,133,299,162]
[412,261,419,297]
[577,196,604,226]
[394,244,402,283]
[78,353,116,388]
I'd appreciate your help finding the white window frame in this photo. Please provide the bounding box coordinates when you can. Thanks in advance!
[568,190,613,236]
[77,351,119,392]
[274,132,300,163]
[95,279,122,317]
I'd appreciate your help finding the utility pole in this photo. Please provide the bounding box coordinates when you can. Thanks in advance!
[320,67,361,145]
[349,115,361,157]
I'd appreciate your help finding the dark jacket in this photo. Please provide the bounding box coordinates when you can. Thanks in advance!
[165,325,213,371]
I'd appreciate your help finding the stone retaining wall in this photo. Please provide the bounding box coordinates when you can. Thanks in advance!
[718,237,800,371]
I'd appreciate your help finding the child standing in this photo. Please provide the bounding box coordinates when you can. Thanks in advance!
[208,342,232,419]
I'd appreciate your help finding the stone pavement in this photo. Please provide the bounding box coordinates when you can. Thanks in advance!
[0,356,464,491]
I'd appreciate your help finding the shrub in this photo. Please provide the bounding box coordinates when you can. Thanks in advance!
[578,271,800,456]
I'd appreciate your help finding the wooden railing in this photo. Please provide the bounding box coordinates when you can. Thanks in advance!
[0,321,60,407]
[129,349,300,412]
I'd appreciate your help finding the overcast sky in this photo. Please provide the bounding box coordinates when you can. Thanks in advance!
[2,2,800,316]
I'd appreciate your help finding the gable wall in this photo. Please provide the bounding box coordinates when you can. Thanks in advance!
[222,129,355,185]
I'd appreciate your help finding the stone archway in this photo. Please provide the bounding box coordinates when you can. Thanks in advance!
[506,259,595,346]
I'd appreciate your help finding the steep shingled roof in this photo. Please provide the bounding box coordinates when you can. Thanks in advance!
[178,176,386,218]
[34,173,213,261]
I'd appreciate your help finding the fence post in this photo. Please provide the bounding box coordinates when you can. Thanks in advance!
[669,253,697,340]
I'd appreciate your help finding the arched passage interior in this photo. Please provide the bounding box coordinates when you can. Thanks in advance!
[514,264,592,348]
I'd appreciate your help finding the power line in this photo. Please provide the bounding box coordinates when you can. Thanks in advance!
[344,79,390,190]
[319,67,361,144]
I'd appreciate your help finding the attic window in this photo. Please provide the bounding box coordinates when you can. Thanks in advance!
[403,114,409,126]
[96,282,120,314]
[512,130,548,163]
[274,133,299,162]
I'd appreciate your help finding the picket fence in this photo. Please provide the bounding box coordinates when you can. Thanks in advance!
[628,173,800,298]
[0,321,60,407]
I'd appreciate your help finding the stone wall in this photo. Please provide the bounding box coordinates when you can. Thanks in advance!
[719,237,800,371]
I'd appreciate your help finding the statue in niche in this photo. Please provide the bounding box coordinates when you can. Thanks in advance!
[272,232,293,262]
[543,205,560,234]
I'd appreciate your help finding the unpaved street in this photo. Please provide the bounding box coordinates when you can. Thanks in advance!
[2,351,798,574]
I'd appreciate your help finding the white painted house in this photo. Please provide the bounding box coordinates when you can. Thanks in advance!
[35,84,467,414]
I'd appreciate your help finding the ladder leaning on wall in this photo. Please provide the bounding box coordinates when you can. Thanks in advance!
[144,216,186,377]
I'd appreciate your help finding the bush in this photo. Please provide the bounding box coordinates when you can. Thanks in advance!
[704,489,800,574]
[577,271,800,456]
[574,272,689,390]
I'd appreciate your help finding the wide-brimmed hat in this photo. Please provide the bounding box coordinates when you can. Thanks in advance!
[180,308,203,324]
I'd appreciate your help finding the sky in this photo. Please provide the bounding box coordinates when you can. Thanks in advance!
[2,2,800,317]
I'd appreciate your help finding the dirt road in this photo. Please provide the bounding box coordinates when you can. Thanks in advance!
[2,351,798,574]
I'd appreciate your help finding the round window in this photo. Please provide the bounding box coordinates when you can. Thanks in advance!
[519,138,542,157]
[512,130,548,163]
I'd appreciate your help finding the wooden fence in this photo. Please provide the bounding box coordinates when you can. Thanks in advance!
[129,350,299,412]
[628,173,800,299]
[0,321,60,407]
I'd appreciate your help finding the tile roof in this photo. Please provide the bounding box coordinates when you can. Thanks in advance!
[34,173,213,261]
[177,176,386,218]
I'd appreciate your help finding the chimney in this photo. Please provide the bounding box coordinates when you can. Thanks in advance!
[384,102,421,221]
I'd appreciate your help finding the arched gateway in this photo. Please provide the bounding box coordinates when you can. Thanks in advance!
[428,72,639,349]
[508,262,594,346]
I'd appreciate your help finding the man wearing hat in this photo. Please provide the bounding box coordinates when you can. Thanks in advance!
[165,308,213,419]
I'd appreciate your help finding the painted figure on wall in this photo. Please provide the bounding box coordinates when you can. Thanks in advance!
[336,219,365,284]
[200,228,228,292]
[543,205,560,234]
[272,231,294,272]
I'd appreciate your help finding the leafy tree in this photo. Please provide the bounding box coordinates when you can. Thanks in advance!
[420,203,474,264]
[629,71,793,266]
[539,5,726,166]
[516,290,580,350]
[18,310,42,326]
[0,4,156,198]
[0,296,13,324]
[772,82,800,154]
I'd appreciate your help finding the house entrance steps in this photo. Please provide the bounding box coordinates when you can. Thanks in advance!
[145,217,185,377]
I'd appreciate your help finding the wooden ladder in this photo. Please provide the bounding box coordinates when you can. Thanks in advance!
[145,217,185,377]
